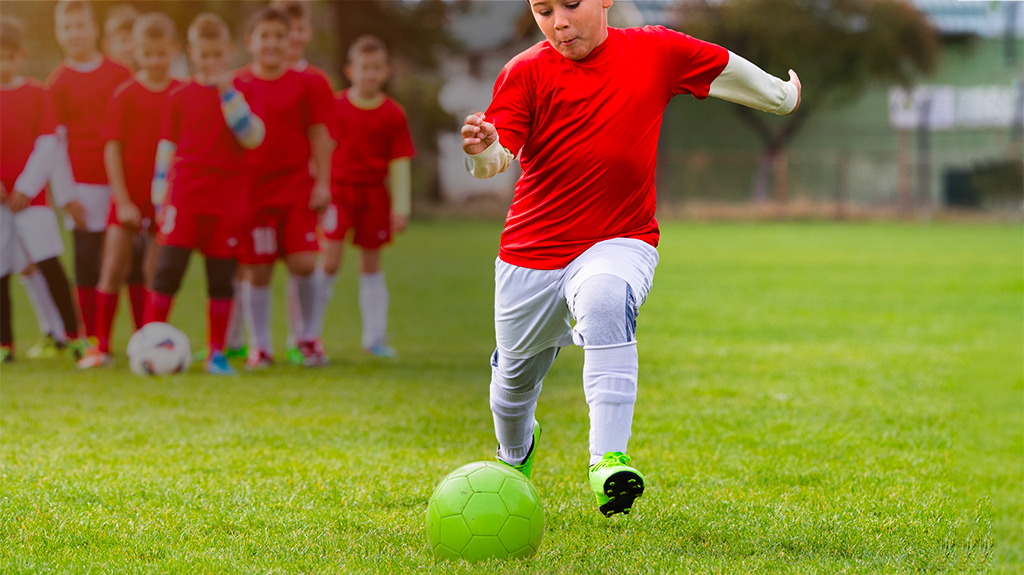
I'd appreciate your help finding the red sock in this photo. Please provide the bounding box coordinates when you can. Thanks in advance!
[128,283,146,329]
[144,290,173,324]
[77,286,97,339]
[95,290,118,353]
[208,298,232,353]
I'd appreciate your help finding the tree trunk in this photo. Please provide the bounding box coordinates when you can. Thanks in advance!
[754,148,775,204]
[773,149,789,204]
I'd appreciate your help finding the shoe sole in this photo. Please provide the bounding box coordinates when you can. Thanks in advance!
[599,470,645,517]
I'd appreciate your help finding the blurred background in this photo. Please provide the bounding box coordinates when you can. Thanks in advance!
[3,0,1022,219]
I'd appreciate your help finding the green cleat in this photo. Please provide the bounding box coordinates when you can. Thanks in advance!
[66,338,88,361]
[285,346,304,366]
[25,335,62,359]
[1,346,13,363]
[498,420,541,480]
[589,452,645,517]
[224,346,247,360]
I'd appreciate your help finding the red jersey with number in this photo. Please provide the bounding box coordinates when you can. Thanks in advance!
[45,57,132,184]
[102,78,181,210]
[0,79,57,207]
[233,66,335,206]
[332,93,415,186]
[486,26,728,269]
[160,79,250,216]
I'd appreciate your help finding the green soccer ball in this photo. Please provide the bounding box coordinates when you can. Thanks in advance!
[426,461,544,561]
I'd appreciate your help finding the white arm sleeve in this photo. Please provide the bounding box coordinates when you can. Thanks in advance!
[13,134,60,199]
[709,51,799,115]
[48,126,75,208]
[464,137,514,180]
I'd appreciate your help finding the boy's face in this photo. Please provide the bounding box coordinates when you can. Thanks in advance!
[136,36,177,80]
[247,20,288,70]
[104,30,134,68]
[345,51,389,96]
[188,37,231,79]
[0,46,27,83]
[287,17,312,63]
[530,0,613,61]
[55,9,99,61]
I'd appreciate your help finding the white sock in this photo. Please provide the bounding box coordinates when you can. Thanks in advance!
[20,270,66,342]
[224,279,245,349]
[241,281,273,354]
[285,275,301,348]
[583,342,639,466]
[490,348,556,465]
[358,271,388,349]
[291,272,318,342]
[310,269,337,340]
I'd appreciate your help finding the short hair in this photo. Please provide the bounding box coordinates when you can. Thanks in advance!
[270,0,311,22]
[0,16,25,52]
[133,12,177,43]
[104,3,139,37]
[188,13,231,44]
[54,1,95,23]
[347,34,388,63]
[246,7,291,36]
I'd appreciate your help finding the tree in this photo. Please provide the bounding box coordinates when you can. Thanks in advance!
[679,0,939,202]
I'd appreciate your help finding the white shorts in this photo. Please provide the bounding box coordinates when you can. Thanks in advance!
[0,207,26,277]
[64,183,112,232]
[15,205,65,263]
[494,237,659,359]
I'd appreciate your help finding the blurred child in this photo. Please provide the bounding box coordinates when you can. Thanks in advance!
[144,13,264,375]
[315,35,414,358]
[77,12,181,369]
[234,8,334,369]
[0,16,81,361]
[46,0,132,347]
[102,3,139,70]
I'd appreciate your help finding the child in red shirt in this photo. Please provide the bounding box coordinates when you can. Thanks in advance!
[318,35,415,359]
[233,8,334,370]
[46,0,132,345]
[101,4,139,70]
[144,13,265,375]
[462,0,801,516]
[77,12,181,369]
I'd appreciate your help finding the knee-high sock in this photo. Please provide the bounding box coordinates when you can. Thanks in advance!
[310,269,337,340]
[76,287,97,339]
[490,347,558,465]
[290,272,318,342]
[358,271,388,349]
[224,279,244,349]
[144,290,173,324]
[582,342,639,466]
[285,275,301,348]
[208,298,232,353]
[241,281,272,354]
[19,270,63,341]
[95,290,118,353]
[127,283,146,330]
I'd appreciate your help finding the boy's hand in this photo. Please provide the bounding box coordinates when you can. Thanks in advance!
[116,202,142,229]
[391,213,408,234]
[787,70,802,115]
[64,200,87,230]
[462,112,497,156]
[7,191,30,213]
[209,62,234,95]
[309,181,331,213]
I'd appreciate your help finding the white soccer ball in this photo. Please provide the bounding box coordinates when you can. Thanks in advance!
[127,322,192,376]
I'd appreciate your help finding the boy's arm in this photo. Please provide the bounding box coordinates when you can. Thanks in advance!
[708,52,801,115]
[104,141,140,227]
[8,133,60,212]
[220,88,266,150]
[387,157,412,232]
[462,112,514,179]
[308,124,333,212]
[150,139,177,210]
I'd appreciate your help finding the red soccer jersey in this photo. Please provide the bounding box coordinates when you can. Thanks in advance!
[332,93,415,186]
[0,79,58,206]
[45,57,132,185]
[102,78,181,210]
[161,79,250,216]
[486,26,728,270]
[234,66,335,206]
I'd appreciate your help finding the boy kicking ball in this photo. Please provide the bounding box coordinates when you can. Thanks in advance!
[463,0,800,516]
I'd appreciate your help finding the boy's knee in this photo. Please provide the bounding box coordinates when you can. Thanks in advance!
[490,347,558,391]
[151,246,191,296]
[571,274,638,347]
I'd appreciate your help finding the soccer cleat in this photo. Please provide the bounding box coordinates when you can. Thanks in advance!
[589,452,645,517]
[365,343,397,358]
[285,346,304,366]
[66,338,89,361]
[25,335,62,359]
[497,420,541,480]
[298,339,328,367]
[224,345,247,360]
[205,350,237,375]
[245,348,274,370]
[1,346,13,363]
[76,347,113,369]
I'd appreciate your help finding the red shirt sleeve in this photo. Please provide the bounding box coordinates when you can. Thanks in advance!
[658,27,729,99]
[307,74,335,128]
[388,103,415,160]
[485,61,534,158]
[160,89,182,144]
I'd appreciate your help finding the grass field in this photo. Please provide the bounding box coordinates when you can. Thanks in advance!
[2,221,1021,574]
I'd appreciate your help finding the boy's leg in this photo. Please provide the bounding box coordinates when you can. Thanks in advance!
[1,273,12,359]
[223,273,246,354]
[127,233,148,329]
[204,256,238,375]
[280,200,325,365]
[490,346,558,468]
[73,230,105,340]
[358,250,389,353]
[19,267,63,342]
[146,245,192,324]
[94,225,135,355]
[284,275,303,363]
[34,258,79,343]
[312,238,344,341]
[241,264,275,362]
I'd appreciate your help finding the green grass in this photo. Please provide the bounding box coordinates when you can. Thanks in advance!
[2,222,1021,574]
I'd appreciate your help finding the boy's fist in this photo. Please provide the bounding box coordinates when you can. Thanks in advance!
[462,112,497,156]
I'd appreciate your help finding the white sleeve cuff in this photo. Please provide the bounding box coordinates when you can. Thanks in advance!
[14,134,59,199]
[709,51,799,116]
[464,137,514,179]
